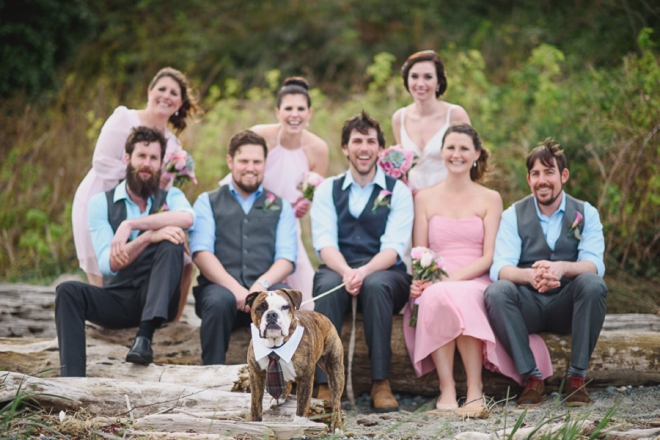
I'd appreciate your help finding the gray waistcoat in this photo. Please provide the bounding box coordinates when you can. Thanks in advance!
[103,187,168,288]
[333,174,397,266]
[515,193,585,287]
[197,185,283,288]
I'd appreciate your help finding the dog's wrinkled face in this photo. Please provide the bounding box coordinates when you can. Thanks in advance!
[251,291,296,348]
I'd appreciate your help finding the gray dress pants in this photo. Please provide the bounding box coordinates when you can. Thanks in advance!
[55,241,184,377]
[313,263,410,383]
[484,273,607,375]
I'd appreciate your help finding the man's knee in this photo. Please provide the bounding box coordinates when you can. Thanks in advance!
[199,285,237,318]
[572,273,608,300]
[155,241,184,257]
[484,280,518,309]
[55,281,85,308]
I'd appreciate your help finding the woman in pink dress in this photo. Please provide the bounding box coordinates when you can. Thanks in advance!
[403,123,552,415]
[392,50,471,192]
[72,67,199,299]
[250,77,329,309]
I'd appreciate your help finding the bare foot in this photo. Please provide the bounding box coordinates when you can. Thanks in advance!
[436,386,458,410]
[464,390,485,408]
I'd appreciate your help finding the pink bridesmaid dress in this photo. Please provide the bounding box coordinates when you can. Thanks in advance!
[260,131,316,310]
[403,215,553,384]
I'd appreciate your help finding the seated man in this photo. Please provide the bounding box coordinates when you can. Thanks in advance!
[56,126,195,376]
[485,139,607,407]
[310,111,413,412]
[189,130,297,365]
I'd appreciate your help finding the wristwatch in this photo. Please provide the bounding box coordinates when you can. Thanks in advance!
[258,279,271,289]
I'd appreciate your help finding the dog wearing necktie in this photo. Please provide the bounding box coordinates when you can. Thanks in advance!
[246,288,344,432]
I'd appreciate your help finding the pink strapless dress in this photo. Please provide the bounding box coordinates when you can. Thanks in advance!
[403,215,553,384]
[260,141,315,310]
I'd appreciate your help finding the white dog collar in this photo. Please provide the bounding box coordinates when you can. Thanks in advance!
[250,324,305,363]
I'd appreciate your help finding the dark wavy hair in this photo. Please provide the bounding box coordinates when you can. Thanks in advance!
[125,126,167,160]
[526,138,567,175]
[228,130,268,158]
[341,110,385,148]
[400,50,447,98]
[149,67,200,134]
[276,76,311,108]
[442,123,490,181]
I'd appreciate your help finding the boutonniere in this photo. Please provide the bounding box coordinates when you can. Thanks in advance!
[157,203,169,213]
[372,189,392,213]
[262,193,281,212]
[567,211,583,240]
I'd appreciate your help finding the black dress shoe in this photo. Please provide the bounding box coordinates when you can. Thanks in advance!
[126,336,153,365]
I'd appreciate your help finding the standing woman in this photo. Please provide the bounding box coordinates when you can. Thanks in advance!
[251,77,329,307]
[392,50,471,191]
[72,67,200,290]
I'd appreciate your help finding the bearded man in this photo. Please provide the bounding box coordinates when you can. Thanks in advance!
[188,130,297,365]
[55,126,195,377]
[485,139,607,407]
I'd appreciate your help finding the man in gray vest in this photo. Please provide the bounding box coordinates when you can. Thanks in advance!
[310,111,413,412]
[55,126,195,377]
[189,130,297,365]
[485,139,607,407]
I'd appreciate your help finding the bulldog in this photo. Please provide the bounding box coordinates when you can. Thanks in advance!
[245,288,344,432]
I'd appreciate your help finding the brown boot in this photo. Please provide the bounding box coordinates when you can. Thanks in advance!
[371,379,399,413]
[565,376,591,407]
[317,383,332,401]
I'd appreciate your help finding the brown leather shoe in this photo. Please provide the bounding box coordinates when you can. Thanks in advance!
[317,383,332,401]
[371,379,399,413]
[517,376,545,407]
[565,376,591,406]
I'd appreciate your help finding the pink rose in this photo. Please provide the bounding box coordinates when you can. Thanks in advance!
[410,246,425,260]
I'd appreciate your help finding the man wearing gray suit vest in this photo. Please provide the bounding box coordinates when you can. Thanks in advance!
[310,112,413,412]
[485,139,607,407]
[189,130,297,365]
[55,127,195,376]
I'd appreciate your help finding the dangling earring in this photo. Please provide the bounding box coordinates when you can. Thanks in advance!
[175,110,179,117]
[306,121,310,127]
[473,161,477,168]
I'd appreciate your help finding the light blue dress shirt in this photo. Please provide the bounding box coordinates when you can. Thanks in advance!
[189,181,297,267]
[490,191,605,281]
[88,180,196,276]
[311,166,413,260]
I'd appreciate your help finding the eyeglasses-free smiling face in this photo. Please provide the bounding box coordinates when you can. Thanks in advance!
[227,144,266,197]
[147,76,183,118]
[407,61,439,101]
[527,157,569,209]
[342,128,382,178]
[441,132,480,175]
[276,94,312,135]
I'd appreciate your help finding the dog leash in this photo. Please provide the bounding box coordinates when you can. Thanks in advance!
[299,282,347,307]
[299,281,357,409]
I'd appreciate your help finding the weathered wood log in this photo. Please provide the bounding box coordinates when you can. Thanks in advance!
[0,371,325,421]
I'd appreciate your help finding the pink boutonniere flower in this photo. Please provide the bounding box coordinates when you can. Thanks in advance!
[262,193,281,212]
[567,211,583,240]
[157,203,169,213]
[371,189,392,213]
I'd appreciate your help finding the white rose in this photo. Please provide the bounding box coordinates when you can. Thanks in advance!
[420,252,433,268]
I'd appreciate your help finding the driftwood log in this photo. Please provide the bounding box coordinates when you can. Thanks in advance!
[2,283,660,398]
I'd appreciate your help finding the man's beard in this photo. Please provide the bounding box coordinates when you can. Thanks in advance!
[232,174,261,194]
[126,163,161,199]
[535,183,563,206]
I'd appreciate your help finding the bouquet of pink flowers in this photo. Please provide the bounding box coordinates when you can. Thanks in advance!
[163,150,198,187]
[297,171,324,202]
[378,145,416,186]
[409,246,448,327]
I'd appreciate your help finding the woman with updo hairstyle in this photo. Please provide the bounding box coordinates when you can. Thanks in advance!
[392,50,471,192]
[250,76,329,308]
[72,67,200,310]
[402,123,526,416]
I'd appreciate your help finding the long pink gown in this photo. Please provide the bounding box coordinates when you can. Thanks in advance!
[403,215,553,385]
[261,133,315,310]
[72,106,182,276]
